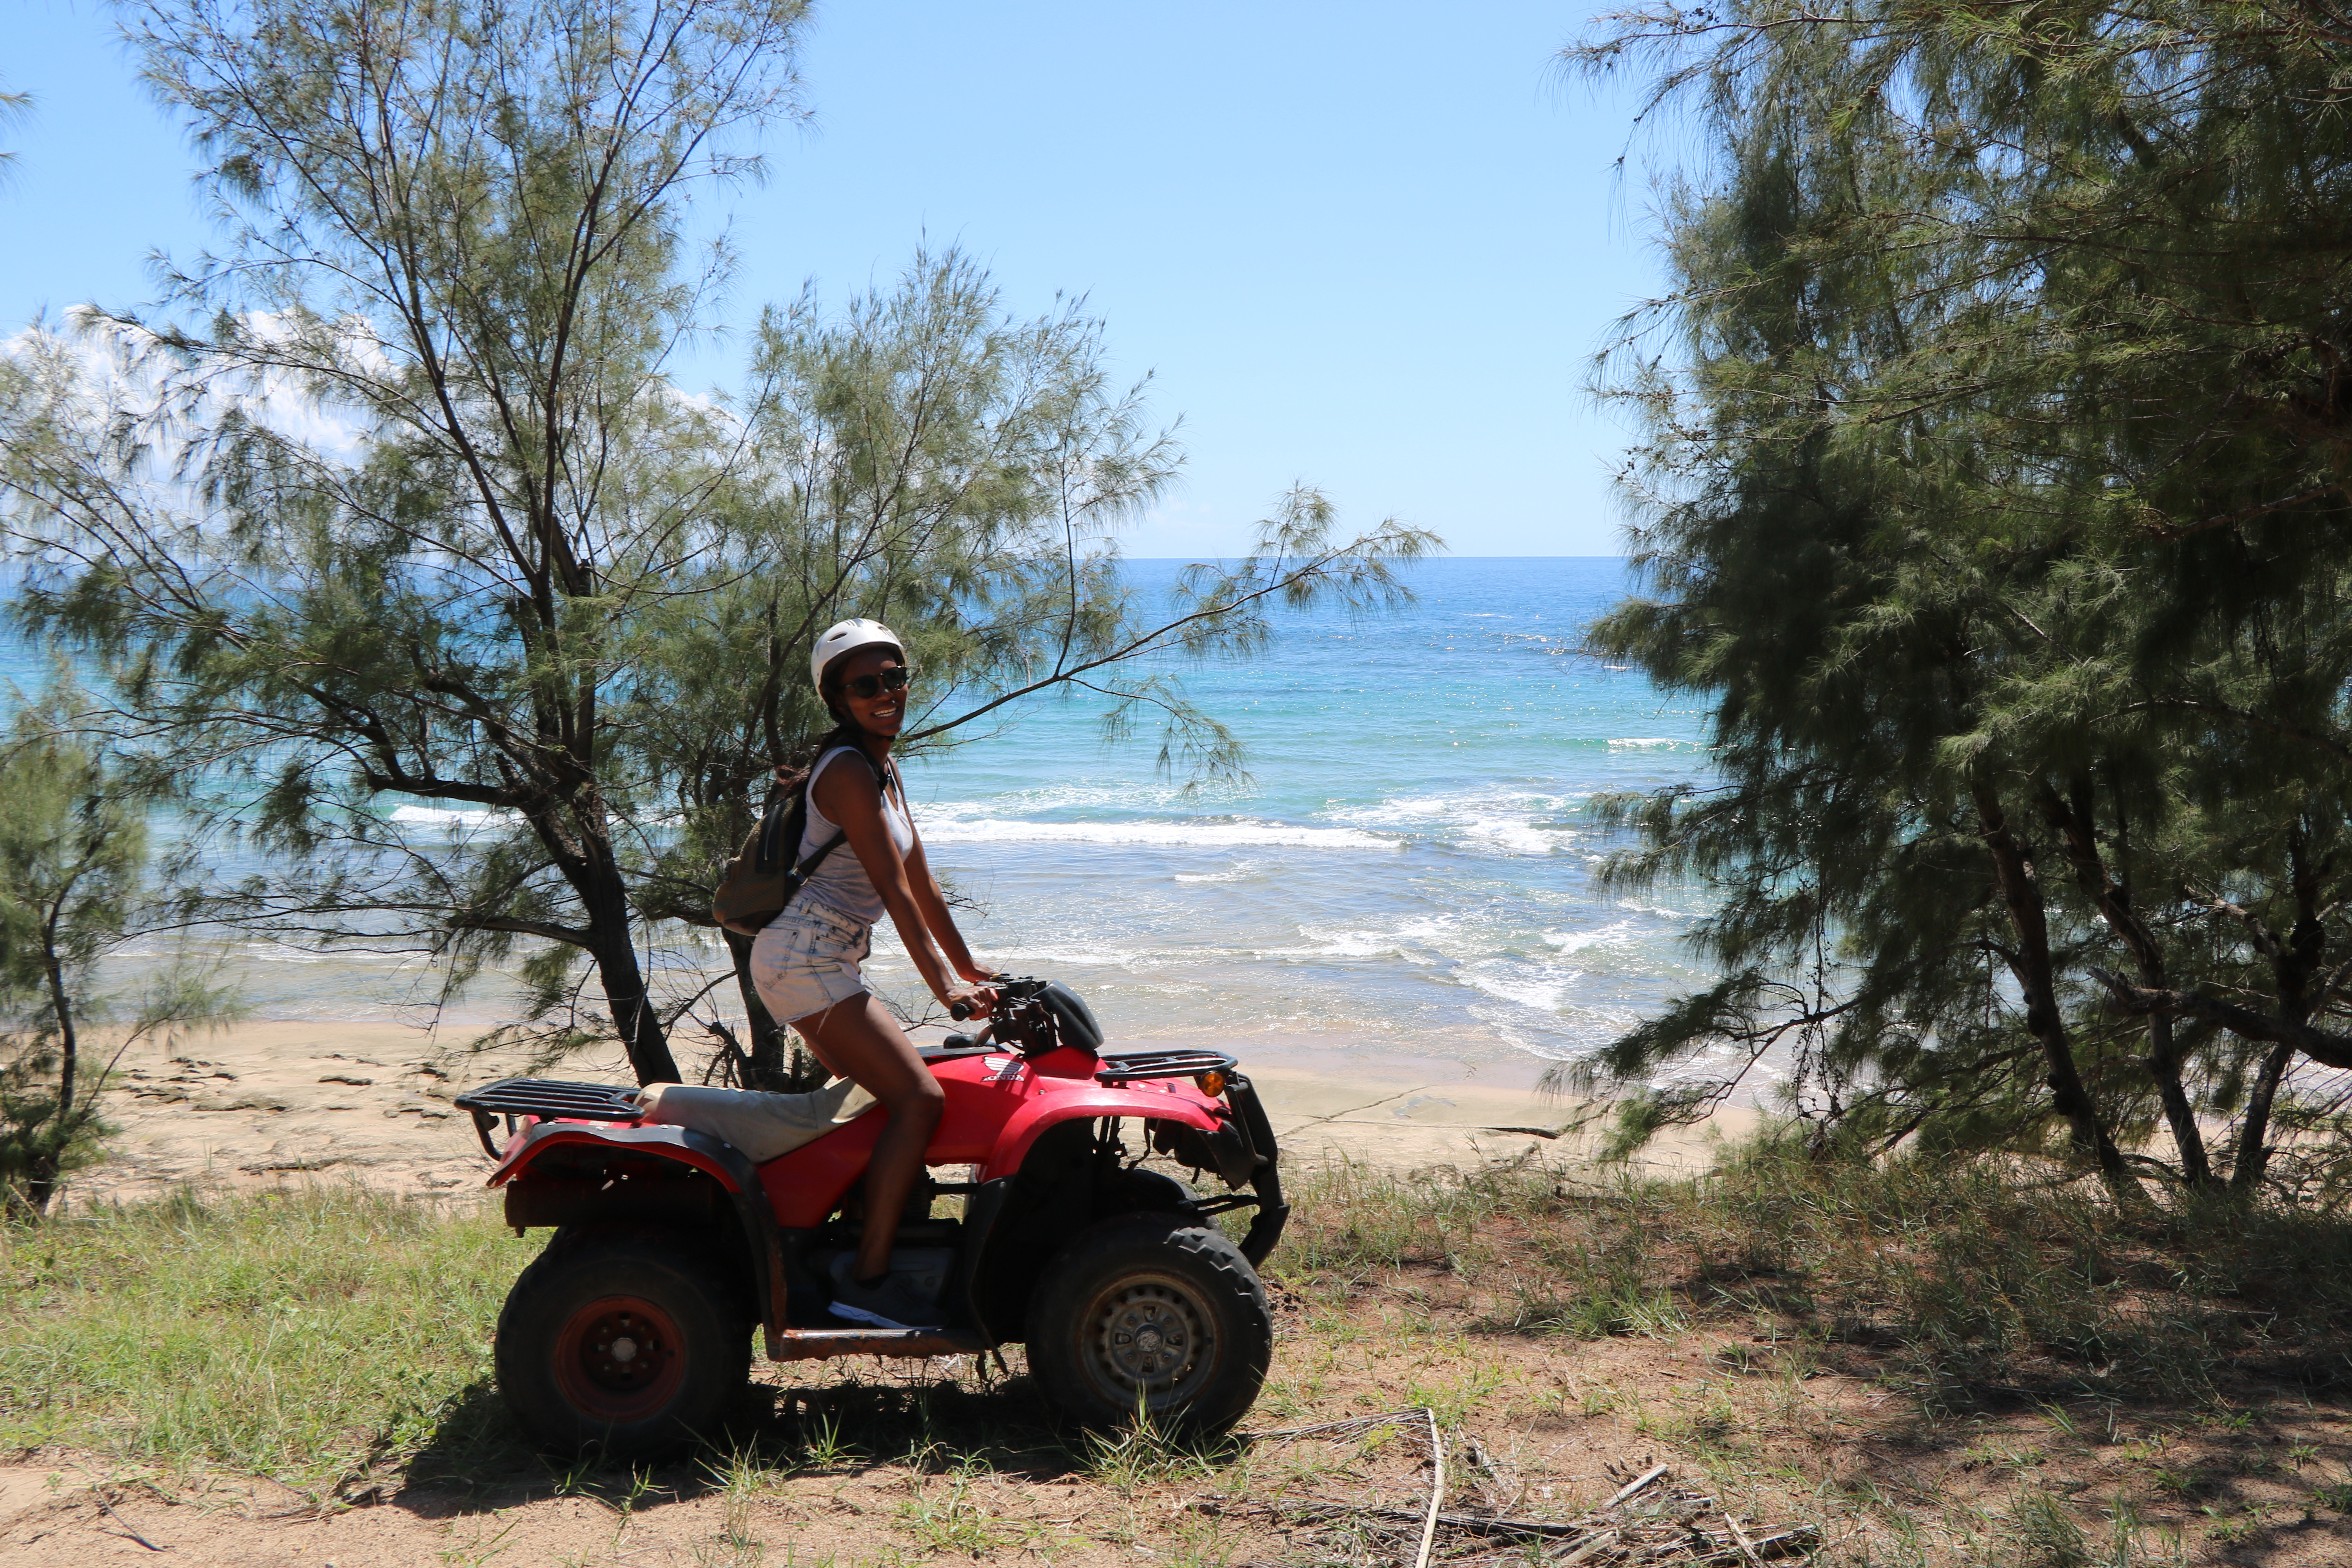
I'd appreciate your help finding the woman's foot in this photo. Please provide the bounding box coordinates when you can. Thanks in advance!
[827,1253,947,1330]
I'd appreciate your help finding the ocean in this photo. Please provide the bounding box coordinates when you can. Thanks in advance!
[875,556,1715,1080]
[51,557,1720,1082]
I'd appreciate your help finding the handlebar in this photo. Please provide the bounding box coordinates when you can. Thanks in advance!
[949,972,1019,1024]
[942,976,1100,1059]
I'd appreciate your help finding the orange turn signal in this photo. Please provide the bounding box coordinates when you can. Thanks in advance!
[1194,1071,1227,1098]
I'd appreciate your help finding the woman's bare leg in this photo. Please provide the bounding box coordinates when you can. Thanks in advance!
[792,993,945,1281]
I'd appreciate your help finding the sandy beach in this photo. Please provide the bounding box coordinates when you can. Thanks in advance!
[64,1017,1748,1210]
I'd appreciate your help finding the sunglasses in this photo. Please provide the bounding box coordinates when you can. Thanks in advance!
[844,666,915,700]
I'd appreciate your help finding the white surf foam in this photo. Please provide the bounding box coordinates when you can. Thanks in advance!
[982,944,1157,970]
[236,941,327,965]
[389,803,519,830]
[1459,963,1582,1014]
[1332,788,1584,856]
[1463,818,1567,855]
[1266,915,1465,962]
[920,817,1396,851]
[1545,921,1638,955]
[918,780,1244,817]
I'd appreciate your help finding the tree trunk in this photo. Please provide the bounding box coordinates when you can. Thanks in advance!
[590,941,681,1086]
[2232,1040,2296,1193]
[44,969,73,1126]
[577,872,682,1087]
[2141,1012,2214,1189]
[2039,779,2214,1188]
[504,785,686,1085]
[530,787,686,1087]
[1974,783,2139,1193]
[28,916,80,1216]
[2232,823,2328,1194]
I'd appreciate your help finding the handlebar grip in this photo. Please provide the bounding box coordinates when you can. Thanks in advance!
[949,999,974,1022]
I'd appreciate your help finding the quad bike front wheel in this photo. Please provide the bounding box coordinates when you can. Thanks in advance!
[494,1230,752,1459]
[1025,1212,1272,1432]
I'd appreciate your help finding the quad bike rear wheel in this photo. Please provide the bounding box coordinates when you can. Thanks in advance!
[494,1230,751,1459]
[1025,1212,1271,1432]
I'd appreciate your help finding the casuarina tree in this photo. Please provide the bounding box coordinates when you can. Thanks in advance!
[1568,0,2352,1195]
[0,0,1433,1087]
[0,727,141,1216]
[0,709,234,1217]
[0,79,30,186]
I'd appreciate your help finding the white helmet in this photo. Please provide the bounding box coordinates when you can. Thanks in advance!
[809,617,905,691]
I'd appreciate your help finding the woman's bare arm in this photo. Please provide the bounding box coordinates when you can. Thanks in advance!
[811,755,982,1008]
[901,832,987,982]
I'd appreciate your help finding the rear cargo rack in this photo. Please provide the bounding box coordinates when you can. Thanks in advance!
[1094,1049,1239,1084]
[452,1076,644,1159]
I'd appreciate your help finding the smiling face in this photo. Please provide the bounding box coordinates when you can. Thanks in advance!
[831,644,909,739]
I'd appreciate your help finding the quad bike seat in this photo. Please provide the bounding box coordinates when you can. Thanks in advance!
[634,1078,878,1161]
[454,1074,880,1163]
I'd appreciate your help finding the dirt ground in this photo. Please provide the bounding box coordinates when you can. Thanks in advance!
[27,1023,2333,1565]
[9,1232,2352,1566]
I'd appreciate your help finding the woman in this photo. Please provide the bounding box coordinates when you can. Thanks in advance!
[750,618,997,1330]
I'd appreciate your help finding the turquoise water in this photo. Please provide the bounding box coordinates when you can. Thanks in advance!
[20,558,1719,1077]
[875,557,1716,1075]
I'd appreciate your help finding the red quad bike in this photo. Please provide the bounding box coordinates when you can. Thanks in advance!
[455,979,1287,1459]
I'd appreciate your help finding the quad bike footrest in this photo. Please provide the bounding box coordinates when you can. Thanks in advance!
[765,1326,989,1362]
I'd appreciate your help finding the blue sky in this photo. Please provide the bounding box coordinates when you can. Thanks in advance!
[4,2,1661,555]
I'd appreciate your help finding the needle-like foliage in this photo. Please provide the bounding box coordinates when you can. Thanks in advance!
[0,0,1433,1087]
[1570,0,2352,1196]
[0,708,234,1217]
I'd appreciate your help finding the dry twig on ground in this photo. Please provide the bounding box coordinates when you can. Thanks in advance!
[1200,1412,1820,1566]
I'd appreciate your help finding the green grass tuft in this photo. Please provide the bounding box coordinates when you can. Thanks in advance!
[1273,1131,2352,1408]
[0,1183,521,1490]
[15,1127,2352,1558]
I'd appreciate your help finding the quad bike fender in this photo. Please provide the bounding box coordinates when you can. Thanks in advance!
[748,1084,1225,1227]
[955,1081,1289,1354]
[949,1089,1227,1344]
[1225,1073,1290,1267]
[490,1121,747,1192]
[491,1122,795,1357]
[951,1081,1268,1345]
[979,1086,1221,1182]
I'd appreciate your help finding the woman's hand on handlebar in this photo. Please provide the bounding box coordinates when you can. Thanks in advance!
[946,960,998,1019]
[943,980,998,1022]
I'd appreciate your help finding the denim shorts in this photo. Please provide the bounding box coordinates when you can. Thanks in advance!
[749,895,873,1025]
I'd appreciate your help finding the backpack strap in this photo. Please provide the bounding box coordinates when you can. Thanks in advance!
[754,746,899,880]
[752,797,797,875]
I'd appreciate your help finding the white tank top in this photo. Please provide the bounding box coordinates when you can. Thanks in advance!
[791,746,914,924]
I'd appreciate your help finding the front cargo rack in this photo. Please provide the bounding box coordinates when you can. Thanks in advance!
[1094,1049,1239,1084]
[453,1076,644,1159]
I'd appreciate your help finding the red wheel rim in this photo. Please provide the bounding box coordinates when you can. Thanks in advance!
[551,1294,688,1423]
